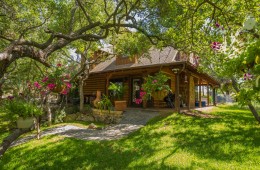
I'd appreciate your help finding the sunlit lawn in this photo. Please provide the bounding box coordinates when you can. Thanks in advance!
[0,111,12,143]
[0,104,259,169]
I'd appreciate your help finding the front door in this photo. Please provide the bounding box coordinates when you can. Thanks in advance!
[132,78,142,106]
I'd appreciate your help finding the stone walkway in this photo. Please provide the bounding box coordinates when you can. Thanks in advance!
[12,109,160,146]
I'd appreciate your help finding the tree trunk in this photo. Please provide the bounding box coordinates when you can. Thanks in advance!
[47,104,52,126]
[45,96,52,126]
[79,79,85,112]
[0,128,31,157]
[231,77,260,124]
[248,102,260,124]
[79,51,90,113]
[36,116,41,139]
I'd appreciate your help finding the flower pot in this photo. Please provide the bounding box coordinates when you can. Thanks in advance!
[17,117,35,129]
[93,90,102,108]
[51,85,65,93]
[114,100,127,111]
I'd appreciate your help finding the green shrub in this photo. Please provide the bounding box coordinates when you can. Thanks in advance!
[54,109,66,123]
[98,95,113,111]
[0,99,44,121]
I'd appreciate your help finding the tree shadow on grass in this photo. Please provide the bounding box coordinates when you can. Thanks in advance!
[0,107,259,169]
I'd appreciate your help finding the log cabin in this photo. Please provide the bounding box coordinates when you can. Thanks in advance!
[83,47,220,111]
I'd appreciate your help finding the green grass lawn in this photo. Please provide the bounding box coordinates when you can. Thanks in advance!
[0,104,259,170]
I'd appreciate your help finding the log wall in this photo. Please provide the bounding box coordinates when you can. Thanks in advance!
[84,74,106,95]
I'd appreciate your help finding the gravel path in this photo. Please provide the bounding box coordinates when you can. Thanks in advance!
[12,109,160,146]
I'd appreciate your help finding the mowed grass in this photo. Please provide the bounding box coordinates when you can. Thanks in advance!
[0,111,12,143]
[0,104,259,169]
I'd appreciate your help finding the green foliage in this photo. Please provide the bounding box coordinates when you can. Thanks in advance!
[97,95,113,111]
[113,32,151,57]
[0,99,44,121]
[54,109,67,124]
[108,82,125,100]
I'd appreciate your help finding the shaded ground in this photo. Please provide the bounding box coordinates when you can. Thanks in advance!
[1,105,259,170]
[181,106,218,118]
[12,109,160,146]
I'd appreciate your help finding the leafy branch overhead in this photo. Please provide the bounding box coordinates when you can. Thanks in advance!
[0,0,161,80]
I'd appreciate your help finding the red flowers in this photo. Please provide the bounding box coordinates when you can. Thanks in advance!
[47,83,56,90]
[135,90,147,104]
[211,42,221,50]
[135,98,142,104]
[152,79,158,84]
[244,73,253,80]
[7,96,14,100]
[42,77,49,83]
[65,82,72,88]
[60,88,68,95]
[34,82,41,89]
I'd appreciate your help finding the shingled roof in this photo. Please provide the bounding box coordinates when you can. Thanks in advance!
[90,47,179,73]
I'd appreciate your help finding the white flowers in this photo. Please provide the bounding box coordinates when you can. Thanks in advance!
[243,17,256,30]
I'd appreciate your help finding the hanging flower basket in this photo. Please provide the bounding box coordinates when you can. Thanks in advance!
[50,85,65,93]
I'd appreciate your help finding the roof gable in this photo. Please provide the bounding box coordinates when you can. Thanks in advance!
[90,47,180,73]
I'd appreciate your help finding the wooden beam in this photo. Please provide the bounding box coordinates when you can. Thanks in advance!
[128,75,131,106]
[175,73,180,113]
[207,83,210,106]
[213,88,217,106]
[187,73,191,110]
[105,73,113,95]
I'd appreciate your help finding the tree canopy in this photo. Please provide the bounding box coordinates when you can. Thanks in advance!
[0,0,260,122]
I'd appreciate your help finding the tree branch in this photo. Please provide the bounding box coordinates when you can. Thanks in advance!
[76,0,93,24]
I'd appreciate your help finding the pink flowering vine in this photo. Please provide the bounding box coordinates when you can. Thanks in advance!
[211,42,221,50]
[135,90,147,105]
[60,88,68,95]
[7,96,14,100]
[34,82,41,89]
[42,77,49,83]
[47,83,56,90]
[152,79,158,84]
[244,73,253,80]
[65,82,72,88]
[135,98,142,105]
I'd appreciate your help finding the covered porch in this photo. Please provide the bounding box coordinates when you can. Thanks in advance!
[84,62,219,112]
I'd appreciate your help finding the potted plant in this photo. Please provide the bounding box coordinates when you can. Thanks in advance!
[141,72,171,107]
[108,82,127,111]
[1,98,44,129]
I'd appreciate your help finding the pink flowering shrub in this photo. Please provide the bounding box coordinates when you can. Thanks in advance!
[31,63,72,95]
[211,42,221,50]
[134,89,146,105]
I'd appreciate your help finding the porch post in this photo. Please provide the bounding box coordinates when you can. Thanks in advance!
[213,88,216,106]
[128,76,131,106]
[175,72,180,113]
[199,79,202,108]
[207,83,210,106]
[187,73,190,110]
[106,73,113,96]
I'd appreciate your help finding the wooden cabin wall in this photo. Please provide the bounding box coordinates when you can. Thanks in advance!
[84,74,106,95]
[189,76,195,108]
[123,81,129,102]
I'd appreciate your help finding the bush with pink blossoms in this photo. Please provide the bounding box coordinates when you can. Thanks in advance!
[31,63,72,95]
